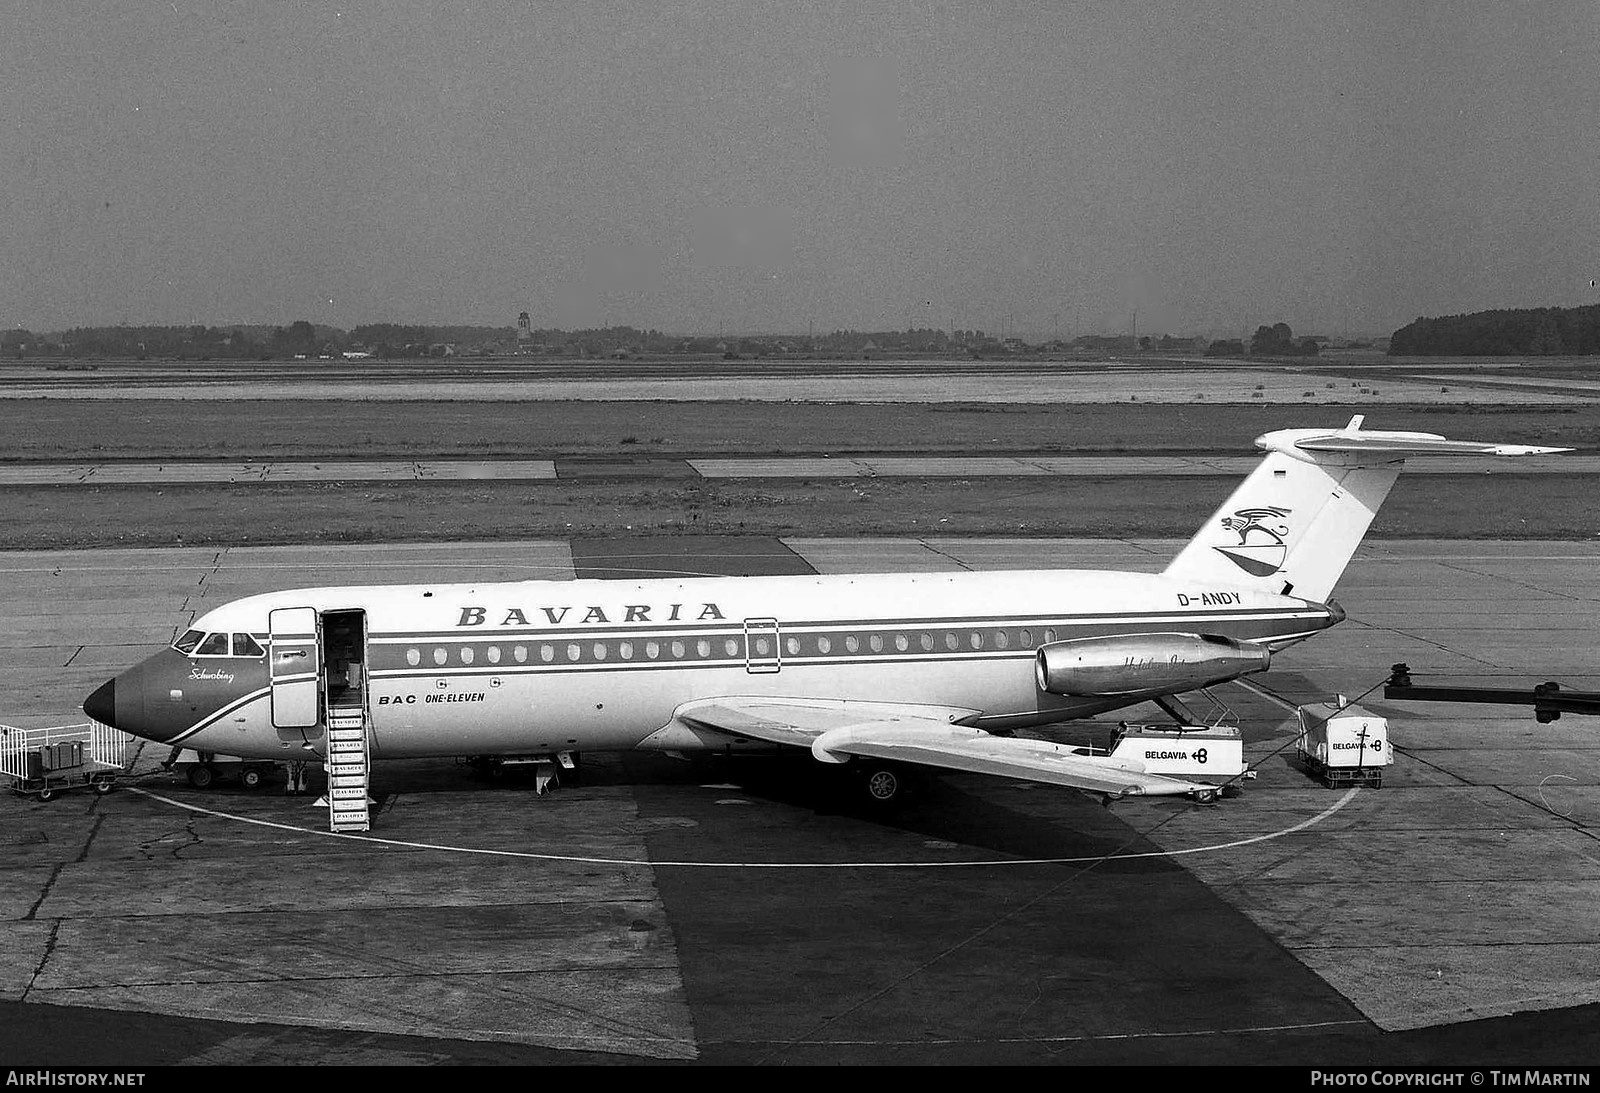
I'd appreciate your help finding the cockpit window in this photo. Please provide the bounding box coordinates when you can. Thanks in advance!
[232,633,265,657]
[195,632,230,656]
[173,629,204,654]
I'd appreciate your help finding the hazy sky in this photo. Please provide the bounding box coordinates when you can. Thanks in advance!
[4,2,1597,337]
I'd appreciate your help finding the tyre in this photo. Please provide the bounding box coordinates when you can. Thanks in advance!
[36,787,55,802]
[187,764,215,789]
[241,768,264,790]
[857,764,907,809]
[93,779,115,795]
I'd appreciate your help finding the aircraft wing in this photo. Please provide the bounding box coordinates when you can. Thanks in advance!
[675,696,982,748]
[675,697,1215,799]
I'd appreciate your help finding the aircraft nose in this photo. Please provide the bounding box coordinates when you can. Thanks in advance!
[80,656,180,743]
[84,677,116,727]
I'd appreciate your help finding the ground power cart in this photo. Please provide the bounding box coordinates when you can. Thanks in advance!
[1296,699,1392,788]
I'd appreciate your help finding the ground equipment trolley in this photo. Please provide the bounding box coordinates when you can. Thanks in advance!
[1,721,126,801]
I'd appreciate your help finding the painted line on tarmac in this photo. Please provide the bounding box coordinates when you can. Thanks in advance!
[126,785,1358,869]
[708,1015,1371,1047]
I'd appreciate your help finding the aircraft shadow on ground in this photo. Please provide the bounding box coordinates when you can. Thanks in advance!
[624,751,1194,871]
[143,748,1212,873]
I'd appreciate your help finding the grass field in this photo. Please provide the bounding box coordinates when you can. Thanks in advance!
[2,474,1593,549]
[0,399,1593,461]
[1,394,1592,548]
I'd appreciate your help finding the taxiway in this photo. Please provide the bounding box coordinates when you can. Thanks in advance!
[0,452,1589,486]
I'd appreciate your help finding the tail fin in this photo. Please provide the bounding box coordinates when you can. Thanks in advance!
[1163,416,1570,603]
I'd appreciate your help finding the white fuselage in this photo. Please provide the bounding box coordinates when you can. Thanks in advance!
[125,569,1335,761]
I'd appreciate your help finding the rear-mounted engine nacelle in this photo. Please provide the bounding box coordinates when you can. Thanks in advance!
[1035,632,1270,697]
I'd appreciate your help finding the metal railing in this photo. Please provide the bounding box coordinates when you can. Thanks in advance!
[0,720,128,780]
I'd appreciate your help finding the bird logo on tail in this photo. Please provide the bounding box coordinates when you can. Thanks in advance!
[1214,507,1292,576]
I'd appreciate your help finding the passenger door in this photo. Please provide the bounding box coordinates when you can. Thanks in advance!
[269,607,322,734]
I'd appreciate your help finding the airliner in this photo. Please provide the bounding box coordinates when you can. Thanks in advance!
[83,417,1568,811]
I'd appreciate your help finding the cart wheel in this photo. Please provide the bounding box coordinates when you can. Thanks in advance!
[187,765,215,789]
[241,768,263,790]
[36,787,55,802]
[93,779,115,795]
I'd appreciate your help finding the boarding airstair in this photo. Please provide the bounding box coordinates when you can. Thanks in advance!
[324,706,371,833]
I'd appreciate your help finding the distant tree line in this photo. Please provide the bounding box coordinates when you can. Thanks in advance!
[1200,322,1319,358]
[2,320,1242,361]
[1389,304,1600,355]
[0,322,350,360]
[1249,322,1320,356]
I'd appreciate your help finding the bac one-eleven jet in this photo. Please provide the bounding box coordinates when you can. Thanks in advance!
[84,417,1567,809]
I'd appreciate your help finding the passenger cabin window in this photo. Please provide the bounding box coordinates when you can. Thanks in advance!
[173,629,204,655]
[195,632,230,656]
[232,633,265,657]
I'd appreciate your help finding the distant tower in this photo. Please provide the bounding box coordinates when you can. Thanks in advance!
[516,311,532,344]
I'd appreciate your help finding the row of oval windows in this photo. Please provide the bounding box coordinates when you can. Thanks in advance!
[401,628,1065,667]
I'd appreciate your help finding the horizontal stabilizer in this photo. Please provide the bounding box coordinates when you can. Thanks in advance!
[1282,415,1572,460]
[1293,435,1571,457]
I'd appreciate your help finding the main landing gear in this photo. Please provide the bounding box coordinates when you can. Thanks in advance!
[849,761,923,811]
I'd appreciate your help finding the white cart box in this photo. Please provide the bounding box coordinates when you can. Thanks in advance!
[1297,699,1391,787]
[1109,724,1250,784]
